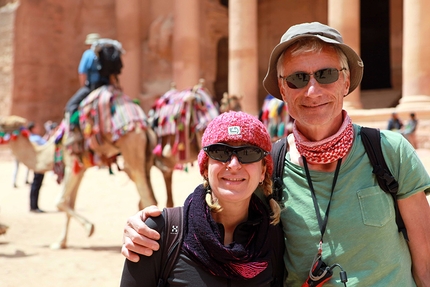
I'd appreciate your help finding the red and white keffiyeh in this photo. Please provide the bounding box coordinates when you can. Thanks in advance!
[293,110,354,164]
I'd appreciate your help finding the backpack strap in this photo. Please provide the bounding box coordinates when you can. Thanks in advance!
[360,127,408,240]
[271,137,289,203]
[157,206,184,287]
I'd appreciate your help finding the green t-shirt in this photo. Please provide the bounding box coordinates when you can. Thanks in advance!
[281,124,430,287]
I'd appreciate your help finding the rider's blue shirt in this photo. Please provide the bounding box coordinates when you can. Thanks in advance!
[78,49,100,86]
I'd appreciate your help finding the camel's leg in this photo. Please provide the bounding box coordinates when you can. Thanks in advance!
[139,147,157,210]
[59,165,94,235]
[117,132,158,210]
[50,214,72,249]
[51,164,94,249]
[162,169,174,207]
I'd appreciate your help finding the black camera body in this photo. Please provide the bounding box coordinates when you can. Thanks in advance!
[302,258,333,287]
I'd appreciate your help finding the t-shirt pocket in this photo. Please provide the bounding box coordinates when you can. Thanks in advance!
[357,187,394,227]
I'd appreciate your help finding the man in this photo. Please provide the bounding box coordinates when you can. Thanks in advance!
[79,33,102,88]
[65,33,106,131]
[387,112,403,131]
[402,112,418,148]
[121,22,430,286]
[27,121,47,213]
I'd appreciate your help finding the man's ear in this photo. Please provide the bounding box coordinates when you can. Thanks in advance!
[344,74,351,96]
[345,83,350,96]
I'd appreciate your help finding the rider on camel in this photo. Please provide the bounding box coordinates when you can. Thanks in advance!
[64,37,124,147]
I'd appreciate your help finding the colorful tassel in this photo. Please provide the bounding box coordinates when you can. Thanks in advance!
[172,142,179,155]
[162,143,172,157]
[178,142,185,151]
[72,159,82,174]
[153,143,162,156]
[21,129,30,138]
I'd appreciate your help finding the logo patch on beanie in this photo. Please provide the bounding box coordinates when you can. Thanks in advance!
[228,126,241,136]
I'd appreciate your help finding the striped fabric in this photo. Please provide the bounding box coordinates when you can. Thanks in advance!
[149,87,219,162]
[79,85,147,144]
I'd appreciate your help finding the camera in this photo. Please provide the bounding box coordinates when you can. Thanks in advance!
[301,257,333,287]
[302,256,348,287]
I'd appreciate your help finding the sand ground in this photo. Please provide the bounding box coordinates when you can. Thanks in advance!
[0,147,429,287]
[0,150,201,287]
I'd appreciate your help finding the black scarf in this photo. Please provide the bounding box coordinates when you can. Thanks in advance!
[182,184,272,280]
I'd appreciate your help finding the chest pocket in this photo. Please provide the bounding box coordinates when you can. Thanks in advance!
[357,187,394,227]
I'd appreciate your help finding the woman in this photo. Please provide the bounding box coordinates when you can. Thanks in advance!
[120,111,285,286]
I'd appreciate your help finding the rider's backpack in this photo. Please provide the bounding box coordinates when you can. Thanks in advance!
[93,39,124,78]
[271,126,408,240]
[98,45,123,78]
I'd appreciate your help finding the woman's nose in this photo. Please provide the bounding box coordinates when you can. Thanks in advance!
[226,155,242,169]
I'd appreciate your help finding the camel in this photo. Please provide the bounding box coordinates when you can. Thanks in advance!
[0,115,55,173]
[146,89,293,215]
[0,86,162,249]
[0,115,47,236]
[148,80,219,206]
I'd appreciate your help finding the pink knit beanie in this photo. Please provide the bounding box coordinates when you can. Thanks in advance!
[198,111,273,176]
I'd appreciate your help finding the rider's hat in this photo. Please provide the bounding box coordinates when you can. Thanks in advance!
[85,33,100,45]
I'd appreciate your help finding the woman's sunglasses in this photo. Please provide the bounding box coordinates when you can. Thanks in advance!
[280,67,347,89]
[203,143,268,164]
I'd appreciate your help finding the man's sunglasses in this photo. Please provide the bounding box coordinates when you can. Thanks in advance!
[203,143,269,164]
[279,67,347,89]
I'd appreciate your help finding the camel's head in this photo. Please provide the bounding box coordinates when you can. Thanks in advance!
[0,115,27,132]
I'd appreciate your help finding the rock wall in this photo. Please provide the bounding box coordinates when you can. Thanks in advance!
[11,0,116,126]
[0,0,328,127]
[3,0,310,125]
[0,2,18,117]
[257,0,328,99]
[139,0,229,111]
[0,0,412,130]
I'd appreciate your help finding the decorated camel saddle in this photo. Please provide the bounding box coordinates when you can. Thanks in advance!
[149,81,219,165]
[61,85,148,168]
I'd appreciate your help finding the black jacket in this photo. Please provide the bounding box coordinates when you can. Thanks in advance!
[120,206,285,286]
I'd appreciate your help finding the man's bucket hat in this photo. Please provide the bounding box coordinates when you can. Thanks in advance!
[85,33,101,45]
[263,22,364,99]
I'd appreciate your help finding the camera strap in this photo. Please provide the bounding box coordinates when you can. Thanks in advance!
[303,156,342,248]
[302,157,348,286]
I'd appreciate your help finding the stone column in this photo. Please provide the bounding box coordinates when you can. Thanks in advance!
[172,0,200,90]
[228,0,258,115]
[328,0,362,109]
[115,0,141,98]
[397,0,430,111]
